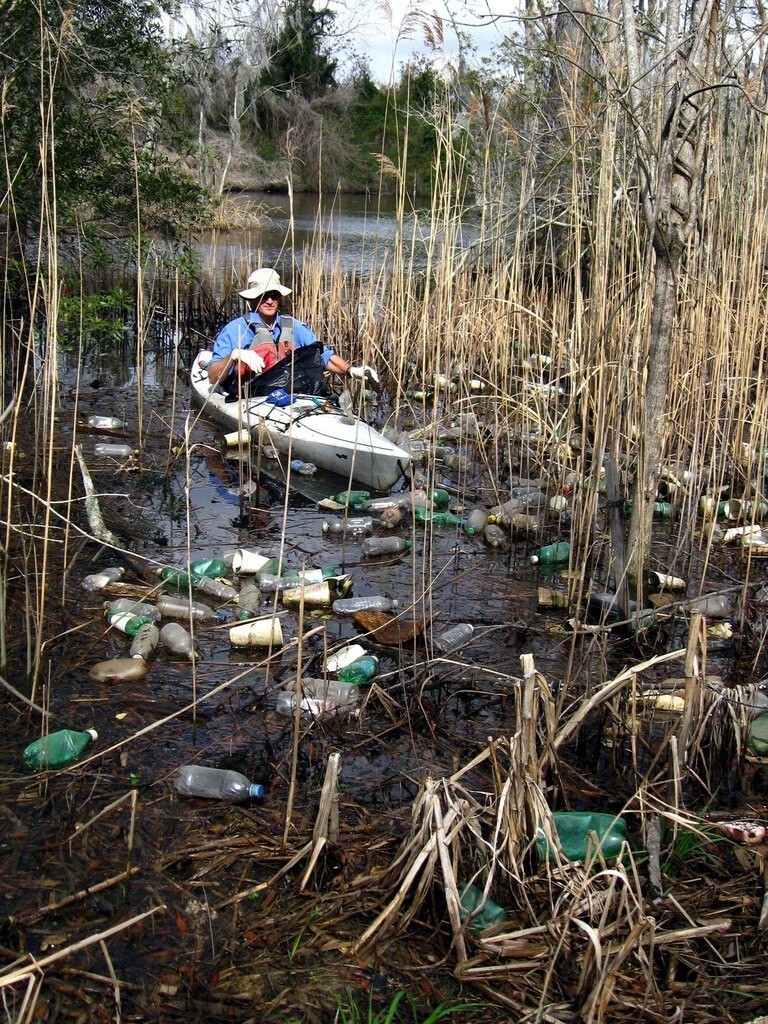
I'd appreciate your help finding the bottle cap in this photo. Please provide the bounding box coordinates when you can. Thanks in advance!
[86,728,99,741]
[248,783,265,799]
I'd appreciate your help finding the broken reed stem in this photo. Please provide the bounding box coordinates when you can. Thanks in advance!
[8,867,141,927]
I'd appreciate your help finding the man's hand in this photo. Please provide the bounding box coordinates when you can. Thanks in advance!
[232,348,265,374]
[348,364,380,386]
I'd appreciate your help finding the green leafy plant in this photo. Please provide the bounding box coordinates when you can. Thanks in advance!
[334,989,483,1024]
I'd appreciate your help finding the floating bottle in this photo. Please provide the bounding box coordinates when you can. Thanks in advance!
[82,567,124,591]
[157,566,203,589]
[530,541,570,565]
[325,643,368,673]
[337,654,379,685]
[360,496,402,513]
[130,622,160,660]
[290,459,317,476]
[361,536,411,558]
[189,557,228,579]
[332,489,371,508]
[159,622,195,659]
[322,516,374,536]
[536,811,628,863]
[237,581,262,615]
[196,576,238,602]
[104,598,161,622]
[174,765,264,801]
[414,508,465,528]
[379,506,403,529]
[463,509,487,536]
[434,623,474,653]
[23,728,98,770]
[157,594,223,621]
[88,657,148,683]
[458,884,506,934]
[94,442,135,458]
[105,610,152,637]
[87,415,126,431]
[332,595,398,615]
[508,513,540,533]
[687,593,733,618]
[257,573,305,594]
[275,679,358,718]
[483,523,508,548]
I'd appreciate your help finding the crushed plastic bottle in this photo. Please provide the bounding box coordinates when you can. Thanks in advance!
[174,765,264,801]
[290,459,317,476]
[536,811,628,863]
[23,728,98,770]
[362,537,411,558]
[332,595,398,615]
[434,623,474,653]
[104,598,160,622]
[159,622,195,660]
[87,415,126,431]
[82,567,124,591]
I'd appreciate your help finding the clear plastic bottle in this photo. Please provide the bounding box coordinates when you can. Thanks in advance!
[130,622,160,660]
[196,576,239,601]
[157,594,223,621]
[332,595,398,614]
[531,541,570,565]
[159,622,195,659]
[337,654,379,685]
[94,442,136,458]
[434,623,474,653]
[275,679,359,718]
[237,581,262,615]
[105,610,152,636]
[483,523,508,548]
[82,567,124,591]
[379,506,403,529]
[23,728,98,770]
[361,496,402,512]
[257,573,301,594]
[290,459,317,476]
[174,765,264,801]
[87,415,126,431]
[463,509,487,536]
[104,598,161,622]
[322,516,374,536]
[362,536,411,558]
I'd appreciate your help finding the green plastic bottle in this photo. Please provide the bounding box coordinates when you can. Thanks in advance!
[105,610,152,637]
[189,557,228,578]
[337,654,379,685]
[748,714,768,755]
[652,502,674,518]
[332,489,371,508]
[530,541,570,565]
[536,811,628,863]
[429,489,451,508]
[24,728,98,770]
[414,508,465,527]
[157,567,204,589]
[458,883,506,934]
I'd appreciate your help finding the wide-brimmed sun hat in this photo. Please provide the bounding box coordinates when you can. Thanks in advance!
[239,267,292,300]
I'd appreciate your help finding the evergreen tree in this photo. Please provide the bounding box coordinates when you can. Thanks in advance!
[259,0,337,101]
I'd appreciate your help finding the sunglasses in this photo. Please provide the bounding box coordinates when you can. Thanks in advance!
[259,290,281,302]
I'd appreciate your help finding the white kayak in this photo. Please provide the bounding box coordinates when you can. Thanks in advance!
[190,351,411,491]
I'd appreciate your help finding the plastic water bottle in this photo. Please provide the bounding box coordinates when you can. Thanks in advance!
[322,516,374,536]
[87,415,126,431]
[463,509,487,536]
[159,622,195,659]
[360,496,401,512]
[174,765,264,801]
[94,442,135,458]
[290,459,317,476]
[332,595,398,614]
[157,594,223,621]
[275,680,359,718]
[483,523,508,548]
[23,728,98,770]
[337,654,379,685]
[196,576,238,601]
[82,567,124,591]
[379,506,403,529]
[531,541,570,565]
[362,537,411,558]
[257,573,302,594]
[414,508,465,527]
[434,623,474,653]
[130,622,160,660]
[104,598,161,622]
[105,610,152,636]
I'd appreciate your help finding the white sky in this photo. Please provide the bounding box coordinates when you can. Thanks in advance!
[329,0,510,84]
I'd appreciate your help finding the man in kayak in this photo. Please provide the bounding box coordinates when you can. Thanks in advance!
[206,267,378,394]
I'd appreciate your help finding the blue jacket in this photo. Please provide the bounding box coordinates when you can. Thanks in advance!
[211,312,333,366]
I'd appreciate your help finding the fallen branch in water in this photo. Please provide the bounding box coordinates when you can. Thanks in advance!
[73,444,122,548]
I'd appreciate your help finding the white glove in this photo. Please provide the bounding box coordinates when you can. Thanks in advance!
[232,348,265,374]
[348,364,379,385]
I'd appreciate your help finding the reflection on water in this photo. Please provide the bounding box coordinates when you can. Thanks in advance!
[194,190,480,279]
